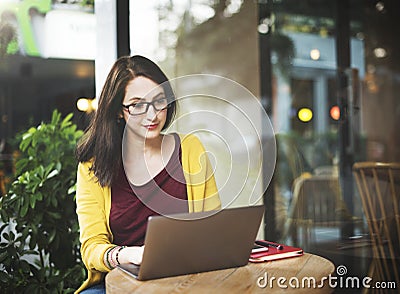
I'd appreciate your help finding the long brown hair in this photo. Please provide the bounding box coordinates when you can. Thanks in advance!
[76,55,176,187]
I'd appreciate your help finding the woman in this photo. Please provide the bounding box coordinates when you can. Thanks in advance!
[75,55,221,293]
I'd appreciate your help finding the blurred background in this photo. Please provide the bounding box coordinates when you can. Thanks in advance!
[1,0,400,290]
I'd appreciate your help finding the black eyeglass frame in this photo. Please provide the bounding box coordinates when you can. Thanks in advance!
[122,98,170,115]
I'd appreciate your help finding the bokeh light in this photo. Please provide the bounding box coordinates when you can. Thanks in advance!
[330,105,340,120]
[310,49,321,60]
[298,108,313,122]
[77,98,90,112]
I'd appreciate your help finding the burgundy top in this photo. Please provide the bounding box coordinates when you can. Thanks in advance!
[110,133,188,246]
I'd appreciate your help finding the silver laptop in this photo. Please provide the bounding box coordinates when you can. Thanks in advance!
[117,205,264,281]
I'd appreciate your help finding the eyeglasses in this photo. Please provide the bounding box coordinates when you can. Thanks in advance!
[122,98,169,115]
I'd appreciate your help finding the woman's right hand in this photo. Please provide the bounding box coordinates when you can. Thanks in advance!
[118,245,144,265]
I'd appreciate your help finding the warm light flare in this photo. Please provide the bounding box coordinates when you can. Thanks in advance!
[310,49,320,60]
[77,97,97,112]
[298,108,313,122]
[330,106,340,121]
[77,98,90,112]
[91,98,98,111]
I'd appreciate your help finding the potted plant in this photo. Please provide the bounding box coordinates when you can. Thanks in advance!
[0,110,85,293]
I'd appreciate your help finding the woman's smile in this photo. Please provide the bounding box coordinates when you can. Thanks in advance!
[123,76,168,140]
[143,123,159,130]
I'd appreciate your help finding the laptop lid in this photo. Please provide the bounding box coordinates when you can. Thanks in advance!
[118,205,264,281]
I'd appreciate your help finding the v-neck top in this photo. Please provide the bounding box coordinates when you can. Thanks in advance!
[109,133,188,246]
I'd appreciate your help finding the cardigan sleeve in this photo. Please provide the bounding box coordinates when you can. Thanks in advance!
[75,162,114,273]
[180,134,221,212]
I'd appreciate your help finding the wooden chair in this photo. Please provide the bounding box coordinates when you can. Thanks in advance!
[353,162,400,288]
[283,173,360,249]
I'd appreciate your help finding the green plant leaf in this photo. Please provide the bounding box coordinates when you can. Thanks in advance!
[20,197,29,217]
[0,270,9,283]
[30,194,36,209]
[3,110,85,290]
[67,185,76,195]
[46,211,61,219]
[48,229,56,244]
[9,230,15,241]
[0,209,10,222]
[20,260,31,274]
[61,113,73,128]
[46,169,59,179]
[0,250,8,263]
[20,128,36,151]
[29,233,37,250]
[36,192,43,201]
[2,232,9,241]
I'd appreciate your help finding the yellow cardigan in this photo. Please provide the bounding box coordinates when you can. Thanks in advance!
[75,134,221,293]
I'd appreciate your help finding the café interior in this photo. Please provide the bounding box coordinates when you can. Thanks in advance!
[0,0,399,292]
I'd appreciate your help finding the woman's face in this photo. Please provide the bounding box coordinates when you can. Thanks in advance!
[122,76,168,140]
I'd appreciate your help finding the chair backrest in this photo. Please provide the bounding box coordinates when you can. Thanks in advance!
[353,162,400,282]
[288,174,347,225]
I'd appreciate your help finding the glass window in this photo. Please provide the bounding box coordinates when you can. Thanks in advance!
[130,1,269,212]
[130,0,400,284]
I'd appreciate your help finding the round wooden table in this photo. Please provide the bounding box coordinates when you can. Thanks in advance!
[106,253,335,293]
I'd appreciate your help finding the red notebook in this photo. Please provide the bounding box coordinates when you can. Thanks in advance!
[249,240,303,263]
